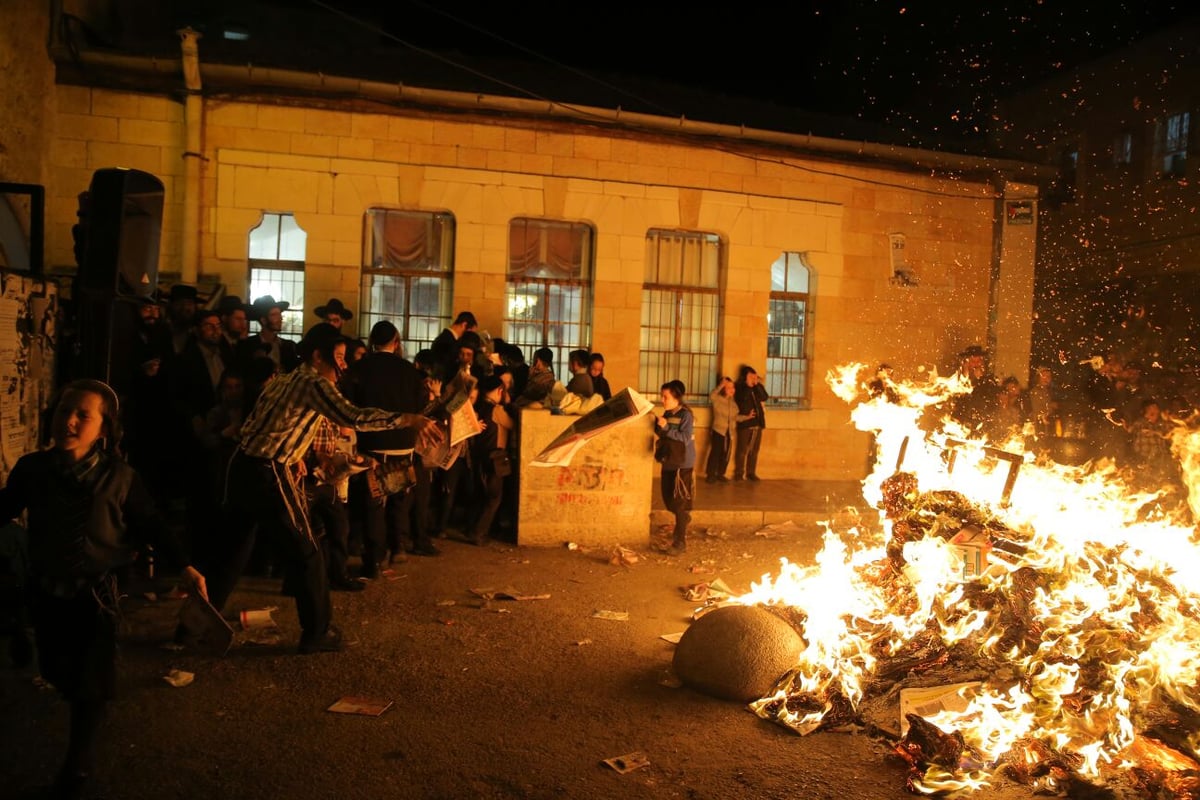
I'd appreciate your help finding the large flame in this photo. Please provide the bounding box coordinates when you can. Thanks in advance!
[739,363,1200,794]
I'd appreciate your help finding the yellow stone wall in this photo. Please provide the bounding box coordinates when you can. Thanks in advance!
[43,87,1014,481]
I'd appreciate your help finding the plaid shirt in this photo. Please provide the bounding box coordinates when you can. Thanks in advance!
[308,416,340,459]
[239,363,405,464]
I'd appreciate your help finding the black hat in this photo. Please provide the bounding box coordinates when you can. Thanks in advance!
[314,298,353,321]
[169,284,198,303]
[194,308,221,326]
[250,295,290,321]
[459,331,483,352]
[961,345,987,358]
[298,322,345,361]
[216,295,251,316]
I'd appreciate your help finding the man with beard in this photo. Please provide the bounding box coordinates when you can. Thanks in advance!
[240,295,300,374]
[122,297,174,506]
[167,308,234,551]
[217,295,251,349]
[164,284,198,357]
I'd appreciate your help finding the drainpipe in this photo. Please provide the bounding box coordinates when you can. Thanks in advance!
[177,27,202,284]
[61,50,1058,186]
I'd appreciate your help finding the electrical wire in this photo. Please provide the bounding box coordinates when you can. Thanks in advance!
[393,0,680,117]
[307,0,1013,201]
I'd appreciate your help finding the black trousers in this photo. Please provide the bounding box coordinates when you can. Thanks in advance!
[309,483,351,582]
[209,451,331,641]
[470,469,505,542]
[29,582,118,703]
[734,427,763,479]
[706,430,731,479]
[361,456,433,570]
[660,468,694,545]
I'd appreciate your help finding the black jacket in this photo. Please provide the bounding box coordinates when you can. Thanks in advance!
[341,350,426,451]
[0,449,187,584]
[735,383,768,430]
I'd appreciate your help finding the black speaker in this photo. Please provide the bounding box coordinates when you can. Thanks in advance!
[78,167,163,298]
[67,168,163,385]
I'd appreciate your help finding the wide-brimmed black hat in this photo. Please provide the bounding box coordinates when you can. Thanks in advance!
[216,294,251,315]
[250,295,290,320]
[168,284,198,303]
[314,298,353,320]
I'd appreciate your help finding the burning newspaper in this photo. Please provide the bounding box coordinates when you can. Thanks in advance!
[530,388,654,467]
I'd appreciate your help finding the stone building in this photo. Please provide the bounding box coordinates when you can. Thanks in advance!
[0,0,1045,482]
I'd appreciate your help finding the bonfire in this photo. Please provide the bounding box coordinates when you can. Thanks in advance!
[735,364,1200,797]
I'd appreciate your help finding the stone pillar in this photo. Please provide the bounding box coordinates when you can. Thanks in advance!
[515,408,654,547]
[991,180,1039,384]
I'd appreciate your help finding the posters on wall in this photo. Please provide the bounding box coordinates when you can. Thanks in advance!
[0,271,57,485]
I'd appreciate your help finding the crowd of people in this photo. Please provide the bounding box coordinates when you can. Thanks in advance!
[0,279,839,798]
[927,341,1199,503]
[13,280,1199,796]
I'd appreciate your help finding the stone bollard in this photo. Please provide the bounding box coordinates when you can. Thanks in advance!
[673,604,804,703]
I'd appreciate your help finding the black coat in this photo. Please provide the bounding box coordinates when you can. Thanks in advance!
[341,350,426,451]
[237,334,299,374]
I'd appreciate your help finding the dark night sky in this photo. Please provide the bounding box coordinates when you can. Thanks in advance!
[316,0,1194,143]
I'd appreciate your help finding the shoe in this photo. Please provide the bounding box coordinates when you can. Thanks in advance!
[665,543,687,556]
[359,564,379,581]
[704,476,717,484]
[330,577,366,592]
[465,532,487,546]
[410,543,441,557]
[298,625,344,654]
[747,475,761,481]
[387,550,408,565]
[716,475,730,483]
[733,476,744,482]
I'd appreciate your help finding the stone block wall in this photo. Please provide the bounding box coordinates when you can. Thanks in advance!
[39,87,1018,481]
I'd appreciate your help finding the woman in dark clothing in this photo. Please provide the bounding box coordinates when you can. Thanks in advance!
[0,379,207,799]
[654,380,695,555]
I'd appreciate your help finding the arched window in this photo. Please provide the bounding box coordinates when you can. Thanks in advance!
[766,252,812,408]
[248,211,306,337]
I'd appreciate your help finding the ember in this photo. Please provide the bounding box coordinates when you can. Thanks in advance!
[734,363,1200,796]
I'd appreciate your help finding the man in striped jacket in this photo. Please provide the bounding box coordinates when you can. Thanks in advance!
[205,323,441,654]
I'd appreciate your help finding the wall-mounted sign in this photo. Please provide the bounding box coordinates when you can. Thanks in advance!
[1006,201,1034,225]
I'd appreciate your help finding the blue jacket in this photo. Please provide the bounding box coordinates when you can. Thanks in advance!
[656,405,696,470]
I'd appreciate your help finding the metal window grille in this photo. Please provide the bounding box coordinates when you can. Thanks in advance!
[248,212,306,338]
[639,229,721,405]
[502,218,593,380]
[361,209,455,357]
[766,252,812,408]
[768,253,816,410]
